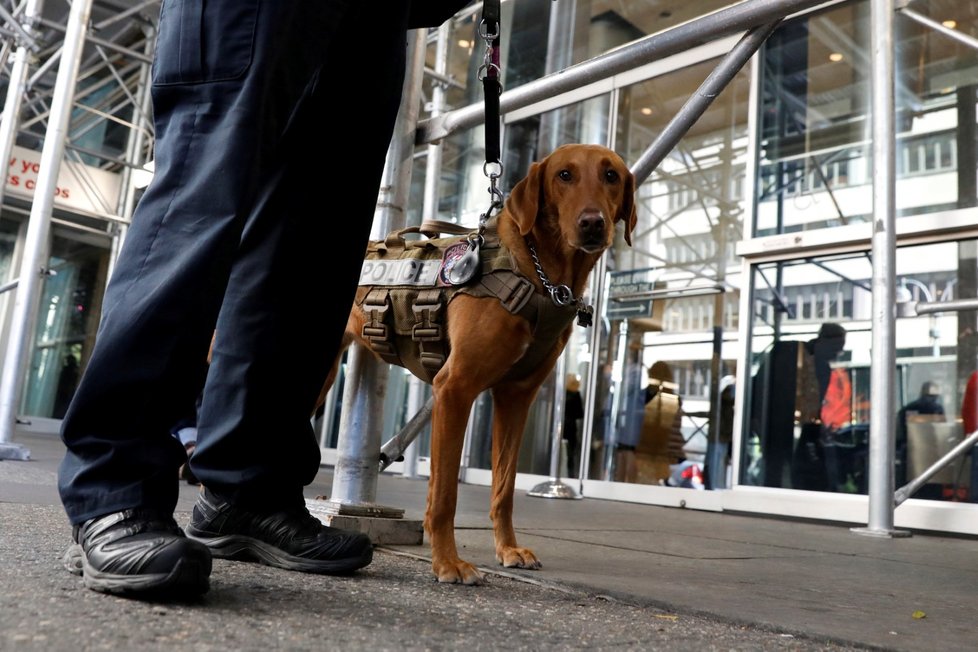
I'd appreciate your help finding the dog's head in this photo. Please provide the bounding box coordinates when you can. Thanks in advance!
[505,144,637,252]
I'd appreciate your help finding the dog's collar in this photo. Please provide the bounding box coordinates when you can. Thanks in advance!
[525,239,594,327]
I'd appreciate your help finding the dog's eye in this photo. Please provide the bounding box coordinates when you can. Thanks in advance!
[604,169,620,183]
[558,169,573,182]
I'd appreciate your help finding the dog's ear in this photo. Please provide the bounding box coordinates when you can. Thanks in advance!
[506,160,544,236]
[618,168,638,247]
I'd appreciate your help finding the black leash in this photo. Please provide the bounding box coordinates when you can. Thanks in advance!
[480,0,502,168]
[443,0,504,287]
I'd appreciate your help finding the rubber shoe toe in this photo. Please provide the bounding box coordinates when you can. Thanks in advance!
[74,509,212,598]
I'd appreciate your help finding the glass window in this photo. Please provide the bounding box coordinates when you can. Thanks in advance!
[744,240,976,501]
[585,52,750,490]
[756,2,978,237]
[21,232,109,419]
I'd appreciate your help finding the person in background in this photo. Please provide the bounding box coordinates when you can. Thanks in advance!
[958,372,978,503]
[633,361,685,485]
[57,1,470,600]
[792,322,848,491]
[563,374,584,479]
[896,381,945,488]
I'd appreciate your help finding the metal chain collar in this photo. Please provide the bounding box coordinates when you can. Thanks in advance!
[526,240,594,327]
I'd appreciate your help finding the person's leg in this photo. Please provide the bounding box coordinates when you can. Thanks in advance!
[58,0,360,596]
[184,3,412,575]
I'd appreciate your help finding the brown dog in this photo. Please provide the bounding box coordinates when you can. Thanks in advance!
[323,143,636,584]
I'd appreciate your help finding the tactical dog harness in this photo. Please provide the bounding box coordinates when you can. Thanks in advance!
[355,219,580,384]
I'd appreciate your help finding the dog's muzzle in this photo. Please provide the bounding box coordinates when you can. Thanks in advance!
[577,210,607,251]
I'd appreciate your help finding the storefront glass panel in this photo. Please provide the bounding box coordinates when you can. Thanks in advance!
[744,240,977,502]
[756,2,978,238]
[21,232,108,419]
[586,53,750,490]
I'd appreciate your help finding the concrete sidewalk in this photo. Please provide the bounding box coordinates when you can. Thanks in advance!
[2,430,974,651]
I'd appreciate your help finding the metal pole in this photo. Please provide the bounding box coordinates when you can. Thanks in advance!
[421,21,450,223]
[0,0,91,459]
[528,352,582,499]
[631,21,781,185]
[380,395,433,472]
[579,255,609,483]
[0,0,44,214]
[894,430,978,506]
[852,0,908,539]
[110,28,155,280]
[399,376,426,478]
[326,29,426,517]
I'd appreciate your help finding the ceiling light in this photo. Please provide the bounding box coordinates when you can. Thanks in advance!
[640,107,653,116]
[829,52,844,62]
[942,19,957,29]
[457,39,471,49]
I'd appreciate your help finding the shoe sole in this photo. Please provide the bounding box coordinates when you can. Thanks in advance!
[68,544,210,598]
[188,533,373,575]
[82,557,210,598]
[63,543,83,576]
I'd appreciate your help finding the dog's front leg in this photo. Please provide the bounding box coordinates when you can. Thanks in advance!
[426,383,484,585]
[489,383,542,570]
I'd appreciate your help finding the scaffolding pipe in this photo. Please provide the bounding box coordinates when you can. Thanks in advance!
[894,430,978,506]
[0,0,44,224]
[527,352,582,499]
[0,2,40,52]
[110,30,155,281]
[328,29,427,516]
[853,0,906,538]
[0,0,91,458]
[631,20,781,185]
[417,0,825,145]
[379,396,434,471]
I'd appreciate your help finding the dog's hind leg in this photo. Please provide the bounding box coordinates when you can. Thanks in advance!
[489,379,547,570]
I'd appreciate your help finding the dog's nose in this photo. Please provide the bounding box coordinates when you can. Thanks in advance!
[578,211,605,240]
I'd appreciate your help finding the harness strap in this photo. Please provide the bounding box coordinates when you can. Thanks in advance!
[476,271,534,315]
[361,287,402,367]
[412,288,447,376]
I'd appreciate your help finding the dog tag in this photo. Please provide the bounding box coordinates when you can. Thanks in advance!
[576,305,594,327]
[439,240,481,286]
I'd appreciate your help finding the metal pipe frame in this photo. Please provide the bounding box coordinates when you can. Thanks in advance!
[326,29,428,517]
[0,0,93,454]
[417,0,827,145]
[852,0,906,539]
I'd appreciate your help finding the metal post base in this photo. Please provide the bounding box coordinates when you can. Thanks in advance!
[305,497,422,546]
[850,526,912,539]
[310,497,405,519]
[527,479,582,500]
[0,442,31,461]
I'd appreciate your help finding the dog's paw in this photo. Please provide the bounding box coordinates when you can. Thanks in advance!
[432,559,484,585]
[496,546,542,570]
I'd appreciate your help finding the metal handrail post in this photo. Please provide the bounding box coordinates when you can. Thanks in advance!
[0,0,91,460]
[852,0,909,539]
[528,352,582,499]
[326,29,427,518]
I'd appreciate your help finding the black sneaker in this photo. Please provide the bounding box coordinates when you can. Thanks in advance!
[72,509,212,598]
[185,488,373,574]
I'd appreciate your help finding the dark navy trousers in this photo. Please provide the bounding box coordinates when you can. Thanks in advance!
[59,0,411,523]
